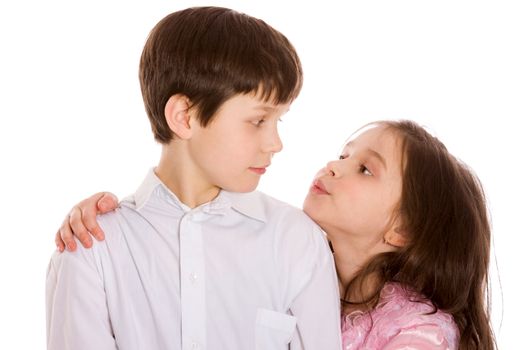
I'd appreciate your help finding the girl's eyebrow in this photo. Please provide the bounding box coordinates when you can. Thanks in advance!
[366,148,387,170]
[345,142,387,170]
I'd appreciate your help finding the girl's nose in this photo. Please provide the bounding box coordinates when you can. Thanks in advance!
[325,161,338,177]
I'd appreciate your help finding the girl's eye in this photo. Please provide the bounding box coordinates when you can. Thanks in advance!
[360,164,372,176]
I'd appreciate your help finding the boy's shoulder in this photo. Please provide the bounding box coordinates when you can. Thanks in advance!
[95,204,145,240]
[49,210,127,265]
[251,190,301,211]
[241,191,331,269]
[96,204,132,219]
[231,191,324,242]
[231,190,315,224]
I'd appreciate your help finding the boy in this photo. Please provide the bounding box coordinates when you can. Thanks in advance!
[46,7,341,350]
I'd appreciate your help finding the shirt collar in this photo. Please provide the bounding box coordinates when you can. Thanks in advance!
[132,168,267,222]
[227,191,267,223]
[132,168,168,210]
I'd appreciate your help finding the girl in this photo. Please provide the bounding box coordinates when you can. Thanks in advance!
[304,120,494,349]
[55,120,496,349]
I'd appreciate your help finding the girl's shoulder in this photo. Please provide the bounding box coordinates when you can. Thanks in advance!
[341,283,459,349]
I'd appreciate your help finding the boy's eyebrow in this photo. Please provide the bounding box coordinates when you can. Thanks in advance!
[345,142,387,170]
[254,105,290,113]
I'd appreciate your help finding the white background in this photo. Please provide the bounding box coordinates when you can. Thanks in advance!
[0,0,523,348]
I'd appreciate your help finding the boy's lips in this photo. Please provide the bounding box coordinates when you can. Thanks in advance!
[311,179,329,195]
[249,165,269,175]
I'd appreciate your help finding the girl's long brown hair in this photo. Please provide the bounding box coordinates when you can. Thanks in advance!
[340,120,496,349]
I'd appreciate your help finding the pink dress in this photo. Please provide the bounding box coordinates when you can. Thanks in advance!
[341,283,459,349]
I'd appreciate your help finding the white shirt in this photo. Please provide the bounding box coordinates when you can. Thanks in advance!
[46,169,342,350]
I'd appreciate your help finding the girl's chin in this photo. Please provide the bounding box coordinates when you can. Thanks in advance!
[302,203,316,220]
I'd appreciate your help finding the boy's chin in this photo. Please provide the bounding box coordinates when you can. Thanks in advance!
[222,181,259,193]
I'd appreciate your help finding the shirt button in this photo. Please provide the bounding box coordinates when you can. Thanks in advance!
[191,340,200,349]
[189,272,198,283]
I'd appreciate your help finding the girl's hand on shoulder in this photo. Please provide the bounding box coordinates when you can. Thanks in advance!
[55,192,119,252]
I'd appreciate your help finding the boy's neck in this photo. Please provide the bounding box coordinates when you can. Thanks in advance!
[156,143,221,209]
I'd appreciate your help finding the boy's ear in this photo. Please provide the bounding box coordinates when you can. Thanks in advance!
[164,94,194,140]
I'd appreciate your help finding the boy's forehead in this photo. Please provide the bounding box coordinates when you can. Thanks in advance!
[253,103,290,113]
[236,91,292,111]
[252,87,293,107]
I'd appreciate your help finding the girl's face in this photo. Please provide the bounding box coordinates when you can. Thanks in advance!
[303,125,404,243]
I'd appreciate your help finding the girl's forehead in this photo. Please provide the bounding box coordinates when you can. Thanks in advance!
[343,124,391,149]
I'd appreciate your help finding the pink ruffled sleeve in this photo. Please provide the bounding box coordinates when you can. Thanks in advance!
[382,323,454,350]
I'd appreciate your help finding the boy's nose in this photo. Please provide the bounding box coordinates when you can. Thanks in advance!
[264,129,283,154]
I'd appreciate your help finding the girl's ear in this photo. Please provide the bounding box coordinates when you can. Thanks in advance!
[164,94,193,140]
[384,215,409,248]
[384,227,408,248]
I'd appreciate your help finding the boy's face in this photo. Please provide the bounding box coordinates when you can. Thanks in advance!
[187,92,290,193]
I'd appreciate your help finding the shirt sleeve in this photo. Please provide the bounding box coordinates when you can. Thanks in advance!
[46,242,117,350]
[286,223,342,350]
[382,323,454,350]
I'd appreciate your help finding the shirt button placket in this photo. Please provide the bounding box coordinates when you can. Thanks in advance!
[180,212,206,350]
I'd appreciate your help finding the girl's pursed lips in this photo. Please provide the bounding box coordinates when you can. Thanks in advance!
[311,179,329,195]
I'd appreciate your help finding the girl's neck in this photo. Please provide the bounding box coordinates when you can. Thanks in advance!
[335,251,377,308]
[329,231,394,309]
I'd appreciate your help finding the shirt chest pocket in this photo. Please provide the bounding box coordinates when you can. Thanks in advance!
[255,308,297,350]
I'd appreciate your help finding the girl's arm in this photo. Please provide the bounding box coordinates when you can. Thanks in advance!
[55,192,118,252]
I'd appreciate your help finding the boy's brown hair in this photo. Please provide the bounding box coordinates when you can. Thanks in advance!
[139,6,303,143]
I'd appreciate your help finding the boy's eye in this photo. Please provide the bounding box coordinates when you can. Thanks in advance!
[339,155,347,160]
[360,165,372,176]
